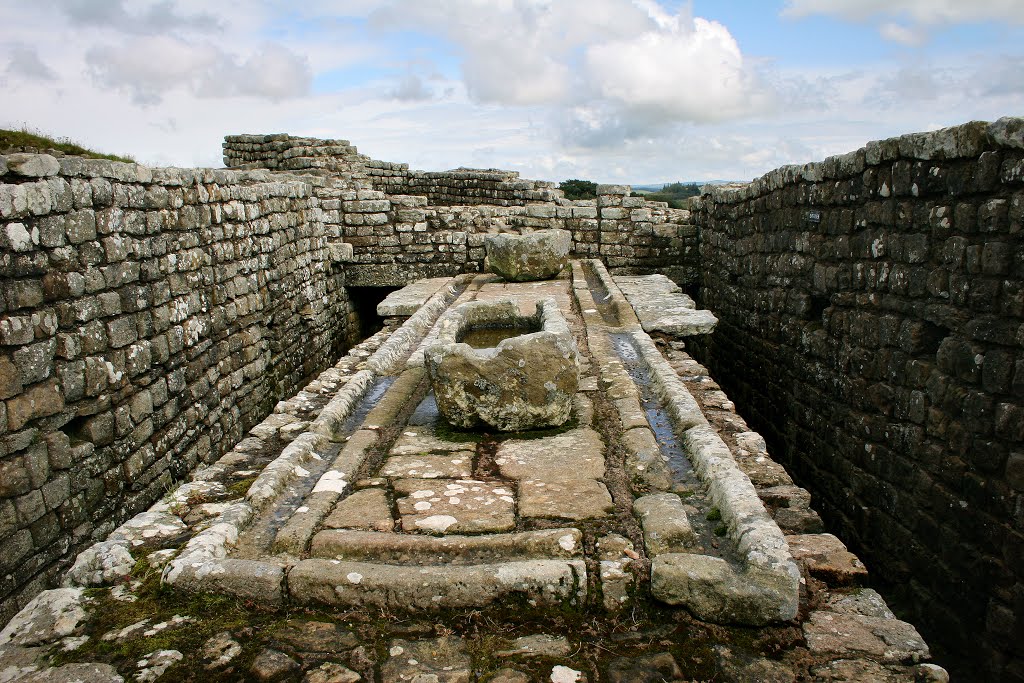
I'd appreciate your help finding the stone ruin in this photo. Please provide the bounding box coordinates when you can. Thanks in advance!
[1,118,1023,681]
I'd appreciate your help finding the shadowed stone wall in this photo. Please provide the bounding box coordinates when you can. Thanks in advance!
[224,135,701,287]
[690,118,1024,681]
[0,156,356,624]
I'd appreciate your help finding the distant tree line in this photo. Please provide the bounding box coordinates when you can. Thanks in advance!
[558,179,598,200]
[640,182,700,209]
[558,179,700,208]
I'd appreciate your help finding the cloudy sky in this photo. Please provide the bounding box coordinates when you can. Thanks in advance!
[2,0,1023,183]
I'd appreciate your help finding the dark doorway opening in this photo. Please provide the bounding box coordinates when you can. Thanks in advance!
[347,286,399,341]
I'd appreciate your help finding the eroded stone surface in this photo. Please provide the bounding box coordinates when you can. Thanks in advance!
[64,542,135,587]
[381,637,472,683]
[786,534,868,586]
[496,635,571,659]
[495,428,605,480]
[425,298,578,431]
[803,611,929,663]
[380,454,474,479]
[0,589,87,647]
[323,489,395,532]
[395,479,515,533]
[518,479,613,520]
[485,229,571,282]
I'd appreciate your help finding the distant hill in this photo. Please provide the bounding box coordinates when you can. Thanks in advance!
[632,180,740,193]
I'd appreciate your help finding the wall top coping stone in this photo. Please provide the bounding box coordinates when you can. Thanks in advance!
[701,116,1024,204]
[0,153,328,193]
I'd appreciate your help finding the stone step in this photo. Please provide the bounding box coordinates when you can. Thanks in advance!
[287,558,587,610]
[309,528,582,565]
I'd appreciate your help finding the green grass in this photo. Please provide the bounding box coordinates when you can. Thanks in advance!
[1,126,135,163]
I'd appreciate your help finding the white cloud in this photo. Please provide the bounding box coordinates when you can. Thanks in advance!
[5,43,57,81]
[369,0,771,145]
[878,22,924,46]
[784,0,1024,43]
[48,0,223,35]
[390,73,434,102]
[584,17,769,123]
[85,37,311,105]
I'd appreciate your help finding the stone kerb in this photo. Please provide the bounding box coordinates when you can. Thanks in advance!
[160,274,463,601]
[581,260,800,625]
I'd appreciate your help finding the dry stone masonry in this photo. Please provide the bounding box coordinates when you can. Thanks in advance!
[3,119,1020,680]
[691,117,1024,681]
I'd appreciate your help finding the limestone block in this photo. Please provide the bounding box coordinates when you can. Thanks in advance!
[785,533,868,586]
[621,427,672,491]
[310,528,581,564]
[803,611,929,663]
[287,558,585,610]
[5,154,60,178]
[484,229,570,282]
[64,541,135,587]
[0,588,87,646]
[634,493,696,556]
[327,242,354,263]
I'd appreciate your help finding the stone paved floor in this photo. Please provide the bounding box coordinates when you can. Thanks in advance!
[0,268,948,682]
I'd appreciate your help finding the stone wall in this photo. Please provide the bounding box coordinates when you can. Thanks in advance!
[690,118,1024,680]
[0,154,357,624]
[224,134,580,207]
[224,134,700,288]
[322,184,695,287]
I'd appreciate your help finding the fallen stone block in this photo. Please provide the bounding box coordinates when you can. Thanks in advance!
[485,228,570,281]
[651,553,798,625]
[786,533,868,586]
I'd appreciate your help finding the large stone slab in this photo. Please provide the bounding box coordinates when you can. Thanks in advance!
[495,428,605,480]
[380,454,474,479]
[485,229,571,282]
[377,277,453,317]
[389,426,477,456]
[394,479,516,533]
[310,528,583,564]
[322,488,395,532]
[612,274,717,336]
[803,611,929,663]
[518,479,613,520]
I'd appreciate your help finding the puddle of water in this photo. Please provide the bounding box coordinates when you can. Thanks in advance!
[236,375,397,554]
[458,325,533,349]
[609,333,695,482]
[408,392,440,426]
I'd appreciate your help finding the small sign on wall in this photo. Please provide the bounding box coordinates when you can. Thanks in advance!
[807,210,821,223]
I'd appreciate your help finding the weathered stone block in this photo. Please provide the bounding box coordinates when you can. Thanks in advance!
[5,379,64,431]
[485,229,570,282]
[425,298,579,431]
[5,154,60,178]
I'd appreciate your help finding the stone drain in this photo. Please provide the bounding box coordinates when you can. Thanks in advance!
[0,265,946,682]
